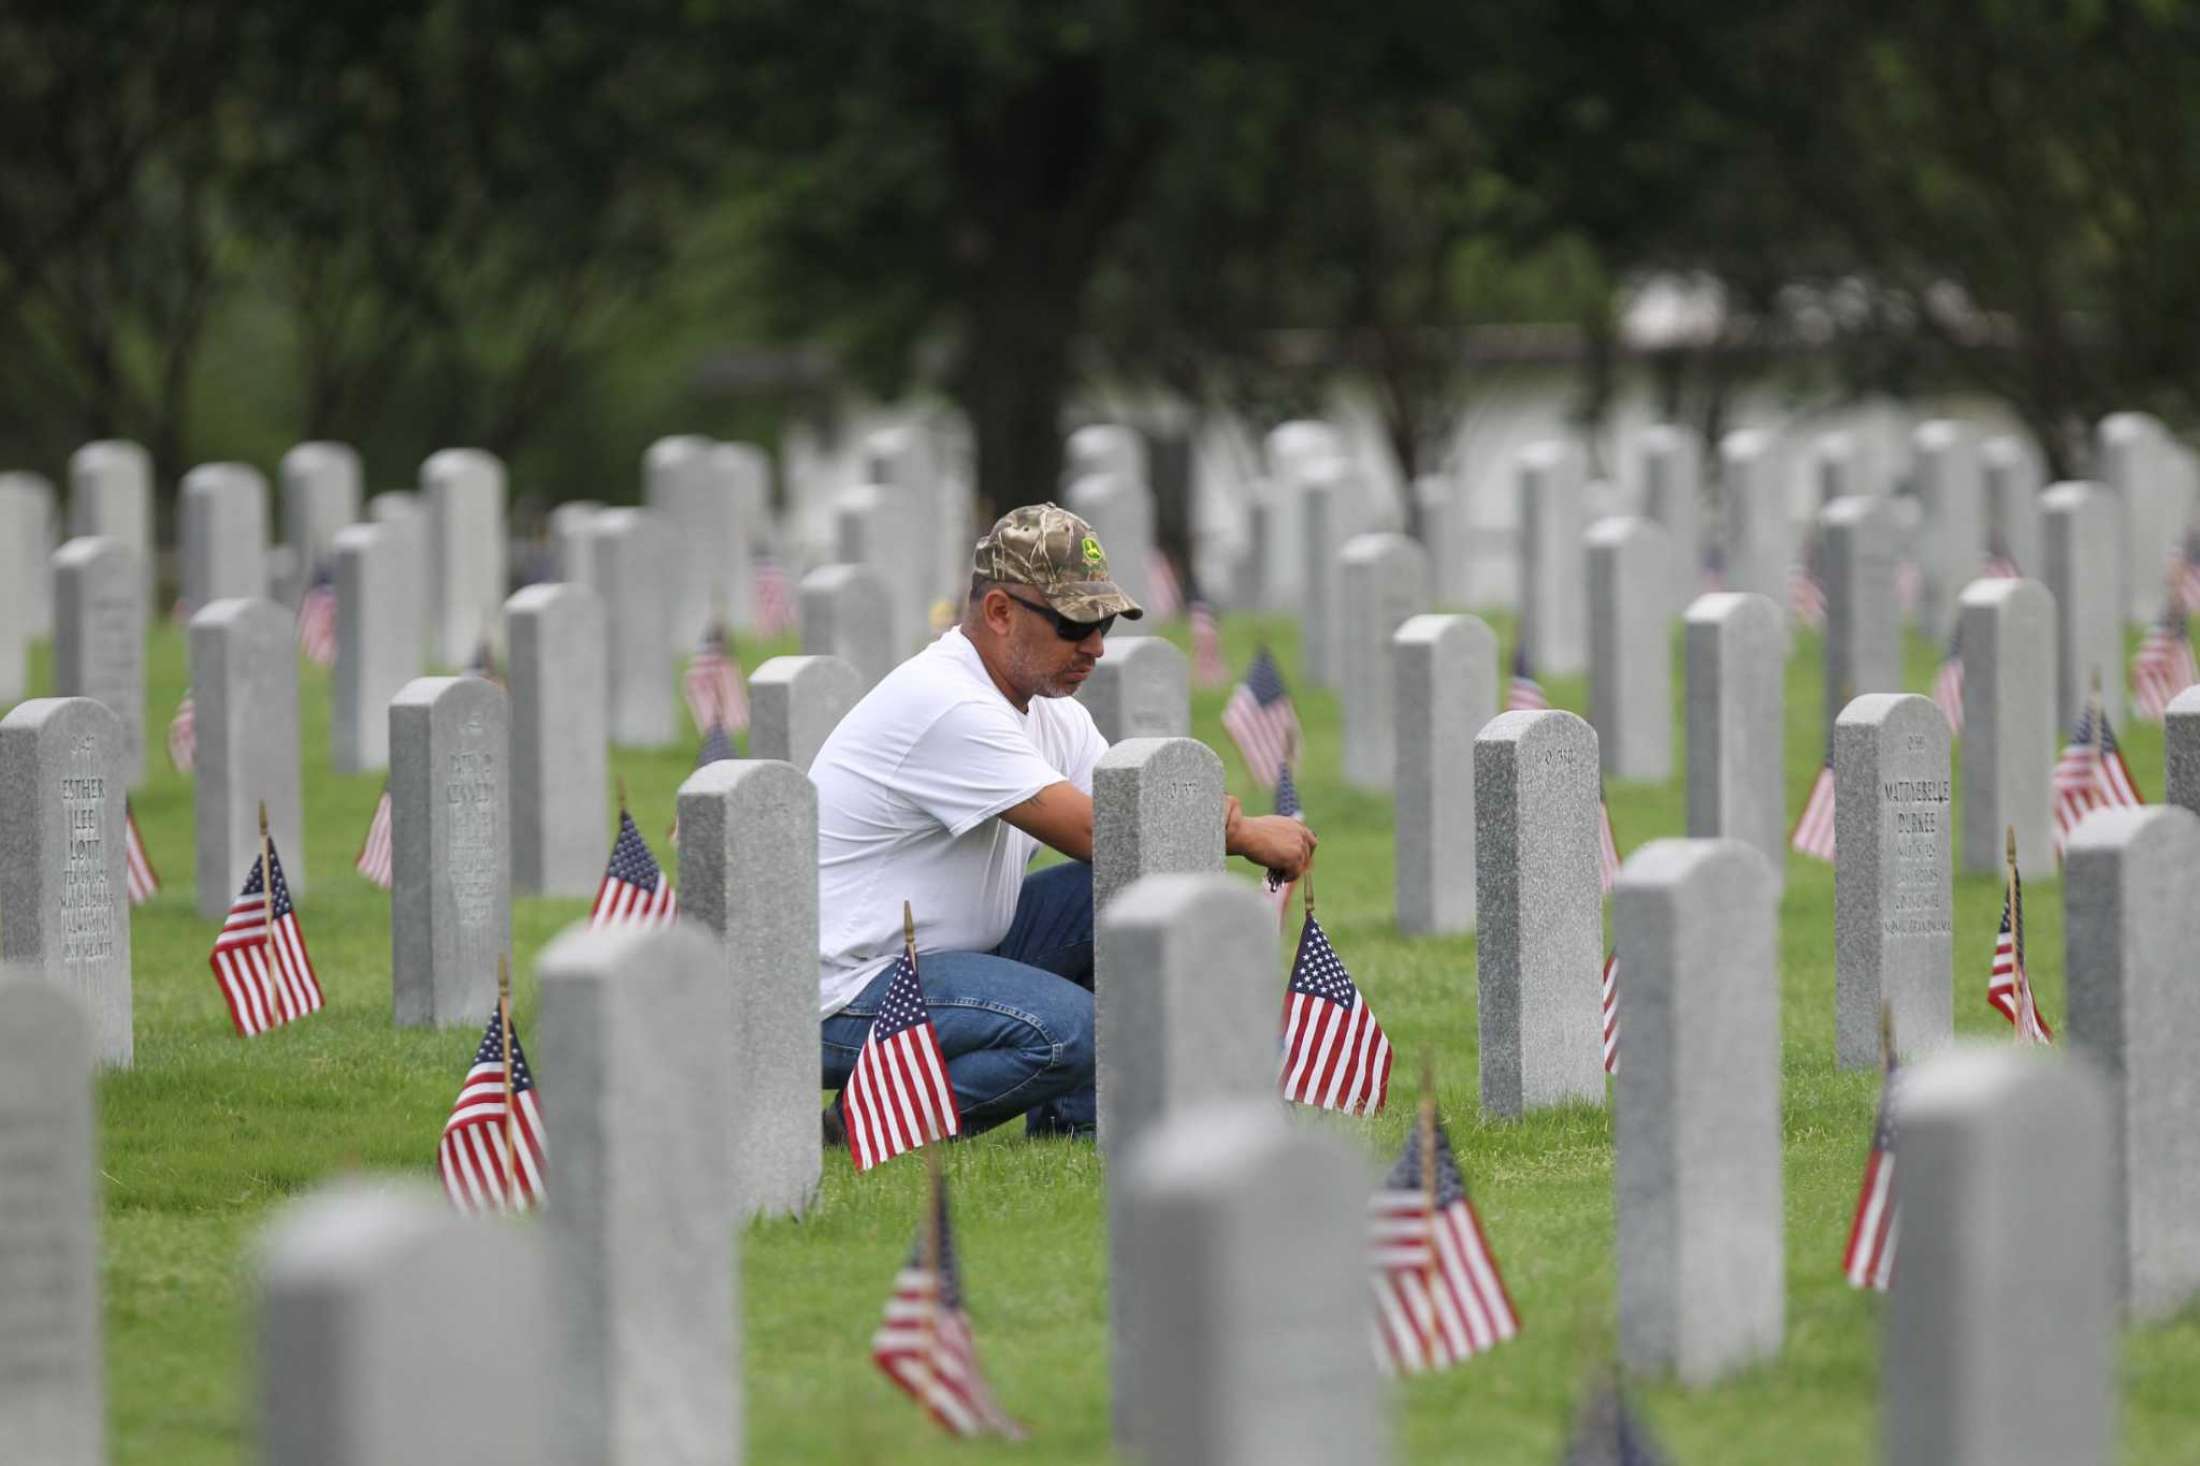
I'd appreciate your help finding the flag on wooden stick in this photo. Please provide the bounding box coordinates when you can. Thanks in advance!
[438,958,547,1215]
[1278,889,1392,1117]
[1791,731,1837,862]
[683,620,750,734]
[2053,678,2143,853]
[870,1153,1024,1439]
[1599,950,1619,1076]
[1988,827,2053,1043]
[1219,645,1300,790]
[590,804,679,929]
[1598,786,1622,893]
[1841,1006,1900,1291]
[843,903,960,1172]
[206,806,324,1037]
[124,799,159,905]
[355,785,393,888]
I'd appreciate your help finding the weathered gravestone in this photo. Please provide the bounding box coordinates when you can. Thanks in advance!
[677,759,821,1220]
[2063,806,2200,1321]
[1120,1100,1382,1466]
[506,584,607,898]
[1394,613,1497,935]
[190,599,305,917]
[1981,435,2044,574]
[1638,425,1703,609]
[52,537,147,786]
[2042,480,2123,727]
[66,440,152,604]
[539,922,738,1466]
[331,523,422,775]
[593,508,677,748]
[1883,1047,2113,1466]
[1518,440,1587,676]
[2167,685,2200,818]
[1474,709,1605,1116]
[1614,839,1782,1384]
[1834,693,1952,1069]
[799,563,896,691]
[1586,516,1674,782]
[1958,578,2056,874]
[1078,636,1189,744]
[1719,428,1789,604]
[550,500,607,591]
[747,655,861,772]
[389,676,508,1028]
[1067,471,1157,618]
[1337,532,1430,791]
[1683,592,1785,876]
[257,1180,550,1466]
[1820,495,1902,733]
[0,979,102,1466]
[421,448,508,667]
[0,700,131,1064]
[278,441,361,608]
[180,462,271,611]
[1914,420,1984,640]
[0,478,45,702]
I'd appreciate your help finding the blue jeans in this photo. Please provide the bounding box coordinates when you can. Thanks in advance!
[822,862,1096,1138]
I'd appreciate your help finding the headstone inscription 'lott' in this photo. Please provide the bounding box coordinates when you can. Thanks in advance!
[1719,428,1788,604]
[747,655,862,772]
[389,676,508,1028]
[550,500,607,590]
[0,479,42,702]
[51,538,147,786]
[1066,471,1157,619]
[1981,436,2044,573]
[1914,420,1984,640]
[421,448,508,667]
[592,508,678,748]
[277,441,362,607]
[1833,693,1953,1069]
[799,563,897,691]
[1820,494,1901,727]
[1118,1101,1383,1466]
[2168,685,2200,818]
[0,980,102,1465]
[1393,613,1498,936]
[1474,709,1606,1116]
[1683,592,1785,875]
[2063,806,2200,1321]
[538,922,739,1466]
[506,584,608,898]
[1585,516,1674,782]
[1078,636,1191,744]
[2041,480,2123,728]
[1638,425,1703,609]
[1958,578,2057,874]
[0,699,132,1065]
[1518,439,1588,676]
[179,462,271,611]
[1613,839,1782,1384]
[1883,1047,2113,1466]
[1297,468,1341,688]
[1336,532,1431,791]
[190,599,305,919]
[330,524,421,775]
[676,759,821,1220]
[67,440,152,603]
[257,1181,551,1466]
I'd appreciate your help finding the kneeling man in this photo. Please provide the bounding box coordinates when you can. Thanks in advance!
[813,503,1317,1138]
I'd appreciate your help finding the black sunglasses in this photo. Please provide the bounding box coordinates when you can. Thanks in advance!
[999,590,1114,642]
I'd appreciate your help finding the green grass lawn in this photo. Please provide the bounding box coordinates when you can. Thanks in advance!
[21,606,2200,1464]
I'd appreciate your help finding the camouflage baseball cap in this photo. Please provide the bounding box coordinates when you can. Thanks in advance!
[972,503,1144,622]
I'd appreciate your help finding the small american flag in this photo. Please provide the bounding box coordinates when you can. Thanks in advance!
[1368,1107,1518,1374]
[871,1169,1024,1439]
[754,551,799,638]
[1278,912,1392,1116]
[1559,1376,1670,1465]
[1788,536,1828,629]
[296,562,338,667]
[1982,537,2022,581]
[1931,626,1965,735]
[1841,1043,1900,1291]
[355,786,393,888]
[1188,599,1227,688]
[1988,852,2053,1043]
[1262,762,1304,927]
[166,696,197,773]
[1144,548,1183,620]
[206,835,324,1037]
[843,938,960,1172]
[1505,643,1549,712]
[438,1003,547,1215]
[2053,701,2143,853]
[590,809,678,928]
[2131,589,2196,723]
[1791,735,1837,862]
[1598,790,1622,893]
[124,800,160,905]
[1599,950,1619,1076]
[1219,645,1301,791]
[683,622,750,735]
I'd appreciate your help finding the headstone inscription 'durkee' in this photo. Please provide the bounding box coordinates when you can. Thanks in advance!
[190,599,305,919]
[1393,613,1497,936]
[593,508,678,748]
[0,699,132,1066]
[1518,440,1587,676]
[1614,838,1782,1384]
[53,537,148,787]
[1474,709,1605,1116]
[0,980,103,1466]
[389,676,508,1028]
[506,584,607,899]
[676,759,822,1220]
[1586,516,1674,782]
[1683,592,1785,878]
[1834,693,1952,1069]
[330,522,421,775]
[1077,636,1191,745]
[747,655,861,771]
[1957,577,2056,875]
[799,563,897,691]
[2042,480,2123,728]
[421,448,508,668]
[1337,532,1430,792]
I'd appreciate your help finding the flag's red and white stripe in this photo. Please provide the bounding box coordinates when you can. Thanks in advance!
[843,951,961,1173]
[1279,916,1392,1117]
[1841,1127,1898,1291]
[1189,601,1227,688]
[206,848,324,1037]
[2132,615,2197,722]
[1932,653,1964,734]
[1788,564,1827,629]
[871,1270,1024,1439]
[1598,801,1621,893]
[1368,1138,1521,1375]
[124,803,159,905]
[1988,913,2053,1043]
[1791,761,1837,861]
[355,788,393,888]
[437,1011,547,1215]
[754,553,799,638]
[683,634,749,735]
[296,582,338,667]
[166,696,197,773]
[1600,951,1619,1076]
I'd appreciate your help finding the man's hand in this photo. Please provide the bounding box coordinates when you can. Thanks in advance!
[1224,794,1317,880]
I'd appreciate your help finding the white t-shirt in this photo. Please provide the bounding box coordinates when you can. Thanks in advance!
[810,627,1108,1016]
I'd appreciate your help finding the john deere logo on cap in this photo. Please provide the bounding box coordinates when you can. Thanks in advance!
[1081,535,1105,567]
